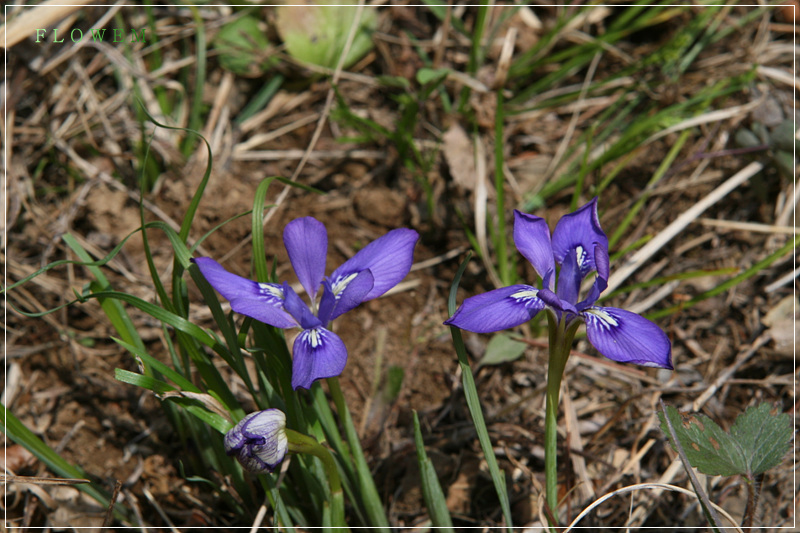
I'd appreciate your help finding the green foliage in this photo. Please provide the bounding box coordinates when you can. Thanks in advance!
[276,1,376,69]
[1,406,133,523]
[413,411,454,531]
[736,118,797,178]
[478,333,527,368]
[448,254,513,532]
[659,403,792,478]
[213,15,276,77]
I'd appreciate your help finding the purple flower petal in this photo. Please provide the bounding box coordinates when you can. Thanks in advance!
[583,306,672,369]
[192,258,297,328]
[330,228,418,301]
[229,297,298,329]
[444,285,546,333]
[556,242,582,307]
[326,269,374,321]
[593,241,610,284]
[513,210,555,289]
[291,327,348,389]
[283,284,322,330]
[537,287,577,315]
[284,217,328,300]
[551,198,609,279]
[577,276,605,311]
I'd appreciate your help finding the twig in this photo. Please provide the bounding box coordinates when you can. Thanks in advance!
[564,482,743,532]
[100,480,123,531]
[606,162,763,294]
[684,333,771,412]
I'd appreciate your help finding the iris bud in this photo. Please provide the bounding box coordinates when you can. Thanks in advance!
[224,409,288,474]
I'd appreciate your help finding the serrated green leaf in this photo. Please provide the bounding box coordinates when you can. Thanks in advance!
[658,405,747,476]
[478,333,527,368]
[659,403,792,478]
[730,402,792,476]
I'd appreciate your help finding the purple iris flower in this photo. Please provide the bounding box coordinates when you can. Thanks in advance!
[445,198,672,369]
[193,217,419,389]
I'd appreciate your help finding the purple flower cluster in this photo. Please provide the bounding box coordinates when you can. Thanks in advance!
[445,198,672,369]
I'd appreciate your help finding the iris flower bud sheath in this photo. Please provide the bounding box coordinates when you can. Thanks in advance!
[224,409,288,474]
[224,409,345,525]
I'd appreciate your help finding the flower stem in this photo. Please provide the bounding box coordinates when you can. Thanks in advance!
[286,429,346,529]
[327,377,390,531]
[543,312,579,529]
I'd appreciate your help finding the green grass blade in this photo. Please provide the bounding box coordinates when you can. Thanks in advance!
[494,91,511,285]
[608,129,691,248]
[183,5,206,156]
[1,405,133,524]
[237,75,284,124]
[447,253,512,532]
[111,337,201,392]
[328,377,390,531]
[115,368,176,394]
[61,233,146,355]
[413,411,454,531]
[648,235,799,320]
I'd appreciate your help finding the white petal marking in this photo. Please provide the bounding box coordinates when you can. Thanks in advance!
[585,307,619,328]
[331,272,359,298]
[306,328,322,348]
[258,283,284,300]
[575,245,587,270]
[511,289,539,301]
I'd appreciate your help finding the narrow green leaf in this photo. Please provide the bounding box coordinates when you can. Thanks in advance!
[62,234,146,354]
[416,67,449,85]
[327,378,390,531]
[413,411,454,531]
[1,405,132,523]
[111,337,201,393]
[165,398,232,434]
[115,368,176,394]
[448,254,513,532]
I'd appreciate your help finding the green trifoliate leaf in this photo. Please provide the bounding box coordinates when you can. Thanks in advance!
[658,403,792,478]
